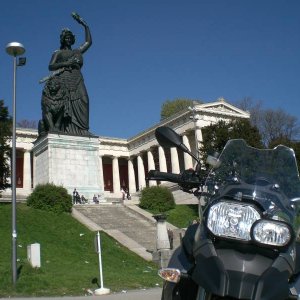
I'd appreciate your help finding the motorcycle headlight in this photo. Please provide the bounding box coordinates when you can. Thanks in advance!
[207,201,261,241]
[252,220,292,247]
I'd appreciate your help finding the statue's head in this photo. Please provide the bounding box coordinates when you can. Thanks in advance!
[60,28,75,48]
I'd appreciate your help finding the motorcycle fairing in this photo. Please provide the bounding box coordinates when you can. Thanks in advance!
[191,238,293,299]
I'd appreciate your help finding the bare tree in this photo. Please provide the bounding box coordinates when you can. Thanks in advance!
[234,97,263,129]
[235,98,300,147]
[261,109,300,146]
[17,119,38,129]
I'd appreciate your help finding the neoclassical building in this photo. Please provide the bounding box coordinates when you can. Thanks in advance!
[3,98,249,200]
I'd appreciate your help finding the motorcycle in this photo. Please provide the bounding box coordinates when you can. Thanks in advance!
[147,126,300,300]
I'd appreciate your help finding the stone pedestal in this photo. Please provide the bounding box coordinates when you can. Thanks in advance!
[152,214,171,268]
[32,134,104,200]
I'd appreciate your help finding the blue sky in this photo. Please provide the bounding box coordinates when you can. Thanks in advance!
[1,0,300,138]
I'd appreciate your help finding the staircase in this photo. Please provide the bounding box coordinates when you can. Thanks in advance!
[73,203,157,260]
[75,204,156,251]
[165,182,199,205]
[73,203,184,262]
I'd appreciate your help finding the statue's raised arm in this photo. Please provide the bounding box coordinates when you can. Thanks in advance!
[72,12,92,54]
[39,12,92,137]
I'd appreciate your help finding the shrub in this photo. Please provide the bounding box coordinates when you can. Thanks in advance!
[27,183,72,213]
[139,185,175,213]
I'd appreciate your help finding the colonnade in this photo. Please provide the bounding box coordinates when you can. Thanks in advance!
[102,132,198,194]
[13,130,202,197]
[11,98,249,198]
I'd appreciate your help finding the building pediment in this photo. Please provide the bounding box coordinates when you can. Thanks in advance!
[195,97,250,119]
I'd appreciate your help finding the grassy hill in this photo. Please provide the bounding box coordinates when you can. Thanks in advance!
[0,203,160,297]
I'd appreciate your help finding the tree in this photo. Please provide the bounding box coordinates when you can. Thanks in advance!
[0,100,12,191]
[160,98,202,121]
[260,109,300,147]
[235,97,300,147]
[17,119,38,129]
[234,97,263,130]
[269,137,300,170]
[200,119,263,162]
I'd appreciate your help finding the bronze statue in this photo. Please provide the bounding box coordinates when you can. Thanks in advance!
[39,12,92,136]
[39,77,70,134]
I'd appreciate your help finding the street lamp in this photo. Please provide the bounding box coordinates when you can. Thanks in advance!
[188,102,200,160]
[5,41,26,287]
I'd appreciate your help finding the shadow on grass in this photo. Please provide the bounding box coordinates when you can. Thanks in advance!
[186,204,198,214]
[17,265,23,279]
[92,277,100,288]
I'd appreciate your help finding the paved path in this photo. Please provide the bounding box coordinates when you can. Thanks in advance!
[1,288,162,300]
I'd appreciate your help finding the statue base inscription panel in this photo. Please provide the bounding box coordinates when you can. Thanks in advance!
[33,133,104,201]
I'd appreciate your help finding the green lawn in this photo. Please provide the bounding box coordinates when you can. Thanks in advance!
[146,204,199,228]
[165,204,199,228]
[0,204,160,297]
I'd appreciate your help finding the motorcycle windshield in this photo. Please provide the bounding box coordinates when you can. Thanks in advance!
[203,139,300,222]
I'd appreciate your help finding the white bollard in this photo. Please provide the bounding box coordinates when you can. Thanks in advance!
[27,243,41,268]
[94,231,110,296]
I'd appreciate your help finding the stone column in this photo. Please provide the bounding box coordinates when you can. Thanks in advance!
[128,159,136,193]
[194,119,203,159]
[196,127,203,144]
[98,155,105,193]
[112,156,121,195]
[147,150,157,186]
[182,135,193,169]
[158,146,167,172]
[137,155,146,190]
[170,147,180,174]
[23,150,32,191]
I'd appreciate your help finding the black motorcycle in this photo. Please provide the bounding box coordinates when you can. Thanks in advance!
[147,126,300,300]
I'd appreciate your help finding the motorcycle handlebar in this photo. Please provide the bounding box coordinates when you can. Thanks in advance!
[146,170,182,183]
[147,169,202,189]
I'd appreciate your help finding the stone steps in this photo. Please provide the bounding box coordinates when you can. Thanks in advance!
[163,182,199,205]
[0,194,27,203]
[73,204,184,262]
[74,204,157,252]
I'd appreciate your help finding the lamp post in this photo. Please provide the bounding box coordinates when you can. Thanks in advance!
[188,102,200,160]
[5,42,26,287]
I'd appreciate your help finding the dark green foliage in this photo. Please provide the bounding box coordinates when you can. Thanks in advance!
[139,186,175,213]
[166,204,198,228]
[291,142,300,170]
[160,98,202,120]
[200,119,263,161]
[27,183,72,213]
[269,137,300,170]
[0,100,12,191]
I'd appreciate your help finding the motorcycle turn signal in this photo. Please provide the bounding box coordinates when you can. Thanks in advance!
[158,268,181,283]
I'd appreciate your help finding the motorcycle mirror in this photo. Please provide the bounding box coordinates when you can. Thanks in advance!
[155,126,199,163]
